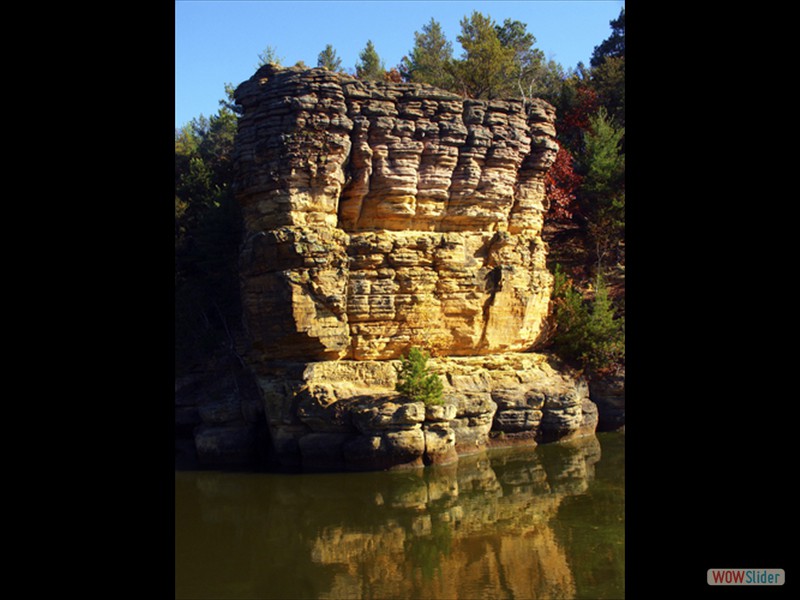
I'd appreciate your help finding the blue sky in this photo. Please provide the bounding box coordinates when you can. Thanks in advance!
[175,0,625,129]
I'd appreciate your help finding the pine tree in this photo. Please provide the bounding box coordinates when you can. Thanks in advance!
[551,267,624,375]
[401,18,455,89]
[355,40,385,81]
[317,44,343,72]
[395,348,444,406]
[591,56,625,127]
[495,18,544,101]
[582,274,624,374]
[590,8,625,68]
[579,108,625,270]
[453,11,517,99]
[256,45,283,68]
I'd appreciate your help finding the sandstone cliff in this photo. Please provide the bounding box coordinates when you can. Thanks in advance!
[233,65,559,362]
[179,65,596,471]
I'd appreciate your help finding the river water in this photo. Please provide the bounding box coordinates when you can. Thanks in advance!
[176,432,624,599]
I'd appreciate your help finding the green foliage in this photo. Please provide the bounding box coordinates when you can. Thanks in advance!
[401,18,455,89]
[355,40,386,81]
[317,44,343,72]
[495,17,546,101]
[218,82,242,115]
[551,266,624,375]
[590,7,625,68]
[525,57,569,105]
[175,87,243,374]
[395,347,444,406]
[591,56,625,127]
[453,11,518,99]
[582,108,624,196]
[257,45,283,67]
[399,13,562,103]
[576,108,625,269]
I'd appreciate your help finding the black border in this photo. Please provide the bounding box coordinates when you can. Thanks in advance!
[626,2,792,596]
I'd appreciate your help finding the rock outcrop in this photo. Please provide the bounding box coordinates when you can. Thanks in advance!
[590,370,625,431]
[176,65,599,471]
[253,353,594,471]
[175,364,269,469]
[233,65,558,362]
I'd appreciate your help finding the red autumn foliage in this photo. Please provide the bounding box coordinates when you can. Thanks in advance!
[559,86,600,150]
[545,142,582,222]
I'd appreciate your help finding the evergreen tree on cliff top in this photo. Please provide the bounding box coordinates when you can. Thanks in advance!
[400,18,455,90]
[494,17,545,101]
[451,12,550,101]
[355,40,386,81]
[453,11,517,99]
[256,45,283,68]
[317,44,343,72]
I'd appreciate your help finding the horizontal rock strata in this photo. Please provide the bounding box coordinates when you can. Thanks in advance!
[233,66,558,362]
[254,353,594,471]
[201,65,602,471]
[175,367,269,468]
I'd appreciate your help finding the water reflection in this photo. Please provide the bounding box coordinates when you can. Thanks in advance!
[176,433,624,599]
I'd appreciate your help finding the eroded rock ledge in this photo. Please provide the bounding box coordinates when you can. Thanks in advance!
[176,66,598,471]
[255,353,596,471]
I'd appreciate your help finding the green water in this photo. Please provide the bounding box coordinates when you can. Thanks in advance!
[175,432,624,599]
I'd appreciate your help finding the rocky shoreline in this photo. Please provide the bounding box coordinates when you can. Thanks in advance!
[175,352,624,471]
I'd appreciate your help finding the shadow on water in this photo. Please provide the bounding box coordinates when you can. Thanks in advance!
[176,432,624,599]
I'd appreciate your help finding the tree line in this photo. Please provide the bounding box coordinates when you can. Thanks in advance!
[175,8,625,377]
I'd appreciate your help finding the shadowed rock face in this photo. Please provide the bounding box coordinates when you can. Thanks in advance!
[233,65,558,362]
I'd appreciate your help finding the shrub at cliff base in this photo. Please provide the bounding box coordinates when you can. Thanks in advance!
[551,265,624,375]
[395,347,444,406]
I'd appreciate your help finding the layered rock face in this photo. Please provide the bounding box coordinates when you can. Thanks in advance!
[234,65,558,361]
[221,65,596,471]
[253,353,595,471]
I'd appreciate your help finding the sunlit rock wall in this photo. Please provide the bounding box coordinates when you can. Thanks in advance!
[233,65,559,362]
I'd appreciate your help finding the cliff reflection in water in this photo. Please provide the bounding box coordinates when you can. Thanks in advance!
[175,432,624,600]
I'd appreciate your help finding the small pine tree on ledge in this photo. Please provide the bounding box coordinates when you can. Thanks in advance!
[395,347,444,406]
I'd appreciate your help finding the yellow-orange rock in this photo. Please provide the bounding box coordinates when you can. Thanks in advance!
[233,65,559,363]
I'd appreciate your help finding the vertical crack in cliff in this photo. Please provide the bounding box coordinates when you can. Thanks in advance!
[478,263,504,351]
[507,103,532,230]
